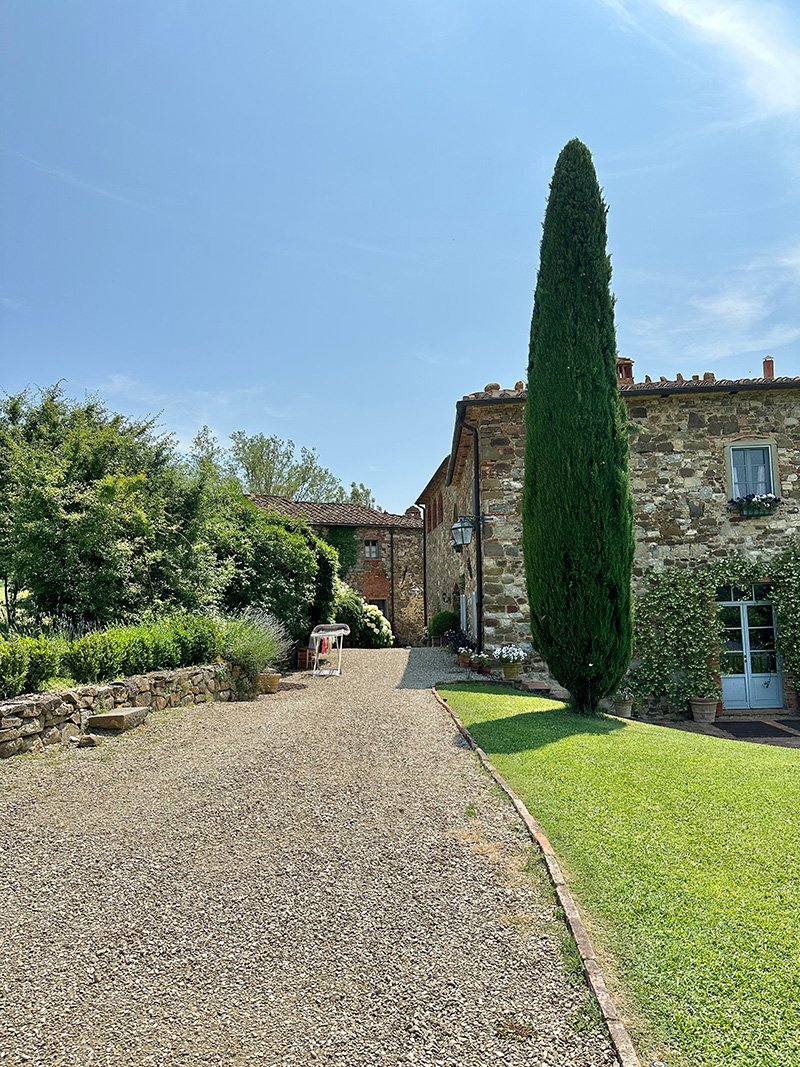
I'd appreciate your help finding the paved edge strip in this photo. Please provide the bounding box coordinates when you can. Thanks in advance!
[431,686,642,1067]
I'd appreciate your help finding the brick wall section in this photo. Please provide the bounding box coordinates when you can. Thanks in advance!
[322,524,425,646]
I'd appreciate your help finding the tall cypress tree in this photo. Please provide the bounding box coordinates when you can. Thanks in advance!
[522,139,633,713]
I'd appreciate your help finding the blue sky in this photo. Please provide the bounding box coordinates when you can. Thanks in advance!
[3,0,800,513]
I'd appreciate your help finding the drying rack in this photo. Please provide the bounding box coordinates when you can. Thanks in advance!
[309,623,351,677]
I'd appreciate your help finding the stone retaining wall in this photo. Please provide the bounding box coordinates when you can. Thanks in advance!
[0,664,237,760]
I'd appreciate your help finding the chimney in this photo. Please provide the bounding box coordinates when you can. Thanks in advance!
[763,355,775,380]
[616,357,634,383]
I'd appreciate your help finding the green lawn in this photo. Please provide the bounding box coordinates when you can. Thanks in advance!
[438,683,800,1067]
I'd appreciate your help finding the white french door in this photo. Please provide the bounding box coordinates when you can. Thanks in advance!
[718,584,782,710]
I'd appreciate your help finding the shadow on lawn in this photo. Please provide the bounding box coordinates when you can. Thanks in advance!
[442,682,627,754]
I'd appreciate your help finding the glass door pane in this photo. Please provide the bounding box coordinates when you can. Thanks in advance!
[745,602,782,709]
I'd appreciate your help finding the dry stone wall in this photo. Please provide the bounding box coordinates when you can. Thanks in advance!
[0,665,236,761]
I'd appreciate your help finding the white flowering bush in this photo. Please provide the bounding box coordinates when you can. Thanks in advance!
[493,644,527,664]
[331,579,393,648]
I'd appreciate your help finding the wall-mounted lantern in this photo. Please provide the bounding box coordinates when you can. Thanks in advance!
[450,515,475,552]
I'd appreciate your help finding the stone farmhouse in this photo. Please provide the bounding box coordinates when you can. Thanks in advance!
[250,496,424,646]
[416,357,800,713]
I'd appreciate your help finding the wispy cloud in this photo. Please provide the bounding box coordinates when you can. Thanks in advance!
[88,374,290,449]
[3,149,149,210]
[0,295,26,311]
[600,0,800,117]
[656,0,800,115]
[624,237,800,369]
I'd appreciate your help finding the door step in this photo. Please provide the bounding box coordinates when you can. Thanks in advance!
[718,709,785,721]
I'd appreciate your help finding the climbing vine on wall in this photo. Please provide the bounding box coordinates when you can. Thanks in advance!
[323,526,359,579]
[772,540,800,681]
[632,557,768,707]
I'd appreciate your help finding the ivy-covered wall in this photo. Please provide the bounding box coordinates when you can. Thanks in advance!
[633,548,800,713]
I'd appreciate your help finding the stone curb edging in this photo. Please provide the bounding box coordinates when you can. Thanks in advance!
[432,686,642,1067]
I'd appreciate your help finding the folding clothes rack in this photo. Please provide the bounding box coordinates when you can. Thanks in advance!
[309,623,351,677]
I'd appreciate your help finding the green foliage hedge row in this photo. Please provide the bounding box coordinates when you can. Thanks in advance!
[0,611,291,698]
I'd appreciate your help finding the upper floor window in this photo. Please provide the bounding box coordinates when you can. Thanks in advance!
[364,539,380,560]
[730,445,774,498]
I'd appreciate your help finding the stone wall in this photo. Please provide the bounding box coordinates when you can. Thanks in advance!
[391,528,425,646]
[0,665,236,761]
[627,388,800,579]
[419,384,800,706]
[475,404,533,653]
[423,461,474,636]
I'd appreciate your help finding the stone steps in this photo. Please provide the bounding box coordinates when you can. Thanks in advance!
[86,707,149,733]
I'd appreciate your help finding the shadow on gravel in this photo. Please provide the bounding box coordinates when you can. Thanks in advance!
[396,647,469,689]
[439,682,627,754]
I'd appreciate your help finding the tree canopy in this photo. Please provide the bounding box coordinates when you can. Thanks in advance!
[191,427,380,507]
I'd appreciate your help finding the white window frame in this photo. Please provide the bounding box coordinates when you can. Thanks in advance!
[364,539,380,560]
[725,440,778,499]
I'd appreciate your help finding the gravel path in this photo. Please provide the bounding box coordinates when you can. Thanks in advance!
[1,648,617,1067]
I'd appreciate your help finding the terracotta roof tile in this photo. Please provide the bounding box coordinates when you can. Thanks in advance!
[248,495,423,529]
[457,375,800,403]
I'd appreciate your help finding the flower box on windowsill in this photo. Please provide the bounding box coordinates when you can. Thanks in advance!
[728,494,781,519]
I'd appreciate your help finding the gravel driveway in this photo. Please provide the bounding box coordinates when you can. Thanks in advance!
[1,648,616,1067]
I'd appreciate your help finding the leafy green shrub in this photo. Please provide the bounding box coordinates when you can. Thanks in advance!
[332,582,393,648]
[116,626,157,676]
[429,610,459,638]
[17,635,63,691]
[62,631,124,684]
[0,639,31,698]
[219,609,291,679]
[168,613,223,665]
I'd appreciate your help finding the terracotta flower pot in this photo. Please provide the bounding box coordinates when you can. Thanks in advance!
[458,654,470,668]
[258,671,281,695]
[690,697,718,723]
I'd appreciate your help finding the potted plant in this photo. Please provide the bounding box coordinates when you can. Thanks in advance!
[474,652,493,675]
[493,644,527,680]
[457,646,472,668]
[612,686,634,718]
[428,610,459,648]
[258,671,281,695]
[689,691,720,723]
[728,493,781,518]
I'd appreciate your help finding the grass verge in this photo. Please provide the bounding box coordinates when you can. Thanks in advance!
[438,683,800,1067]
